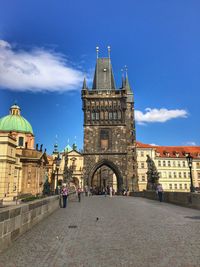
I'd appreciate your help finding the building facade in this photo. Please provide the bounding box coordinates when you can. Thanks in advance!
[136,142,200,192]
[0,105,48,200]
[82,48,138,192]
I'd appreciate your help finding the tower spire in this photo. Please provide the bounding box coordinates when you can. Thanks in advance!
[121,68,125,88]
[125,66,131,92]
[96,46,99,59]
[82,77,87,89]
[107,46,111,58]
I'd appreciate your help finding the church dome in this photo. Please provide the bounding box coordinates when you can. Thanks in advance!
[0,104,33,134]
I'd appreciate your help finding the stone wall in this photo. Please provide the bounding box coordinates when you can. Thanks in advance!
[130,191,200,210]
[0,194,74,252]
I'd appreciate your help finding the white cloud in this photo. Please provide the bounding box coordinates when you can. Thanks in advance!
[0,40,85,92]
[184,141,198,146]
[135,108,188,124]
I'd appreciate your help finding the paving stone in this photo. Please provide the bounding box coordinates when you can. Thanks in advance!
[0,196,199,267]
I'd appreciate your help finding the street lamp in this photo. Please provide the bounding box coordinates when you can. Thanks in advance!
[55,154,61,194]
[186,153,195,193]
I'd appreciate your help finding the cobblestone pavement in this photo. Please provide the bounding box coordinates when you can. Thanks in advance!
[0,196,200,267]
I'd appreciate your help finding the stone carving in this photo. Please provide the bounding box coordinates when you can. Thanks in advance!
[146,155,159,190]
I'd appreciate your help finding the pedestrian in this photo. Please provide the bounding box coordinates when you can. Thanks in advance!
[61,184,68,208]
[156,183,164,202]
[109,186,113,197]
[77,187,81,202]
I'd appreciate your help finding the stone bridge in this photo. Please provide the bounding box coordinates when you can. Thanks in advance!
[0,195,200,267]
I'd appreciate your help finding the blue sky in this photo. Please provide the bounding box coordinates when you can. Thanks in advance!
[0,0,200,153]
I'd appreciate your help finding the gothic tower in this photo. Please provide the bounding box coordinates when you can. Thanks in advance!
[82,47,138,192]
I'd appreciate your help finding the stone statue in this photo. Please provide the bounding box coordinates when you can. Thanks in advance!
[63,154,73,183]
[146,155,159,190]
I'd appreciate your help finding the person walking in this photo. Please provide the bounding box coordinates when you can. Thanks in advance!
[61,184,68,208]
[156,183,164,202]
[77,187,81,202]
[109,186,113,197]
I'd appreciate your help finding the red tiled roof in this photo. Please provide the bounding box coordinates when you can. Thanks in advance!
[136,141,200,159]
[136,141,153,148]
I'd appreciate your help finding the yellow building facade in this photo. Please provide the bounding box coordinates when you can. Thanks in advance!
[0,105,49,201]
[136,142,200,192]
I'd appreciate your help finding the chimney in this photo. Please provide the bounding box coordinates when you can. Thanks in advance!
[40,144,43,152]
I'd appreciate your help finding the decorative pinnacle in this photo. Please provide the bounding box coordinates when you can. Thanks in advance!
[96,46,99,58]
[107,45,111,58]
[82,77,87,89]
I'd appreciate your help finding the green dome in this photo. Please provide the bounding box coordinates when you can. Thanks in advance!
[0,105,33,134]
[64,144,72,152]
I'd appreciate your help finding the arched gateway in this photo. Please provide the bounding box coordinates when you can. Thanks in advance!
[82,48,138,193]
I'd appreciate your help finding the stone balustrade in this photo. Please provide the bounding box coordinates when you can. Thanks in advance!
[130,191,200,210]
[0,193,76,252]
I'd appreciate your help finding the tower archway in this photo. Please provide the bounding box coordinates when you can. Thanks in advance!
[88,159,123,193]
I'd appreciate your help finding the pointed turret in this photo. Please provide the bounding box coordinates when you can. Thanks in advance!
[125,71,131,92]
[82,77,87,90]
[125,68,134,102]
[121,70,126,89]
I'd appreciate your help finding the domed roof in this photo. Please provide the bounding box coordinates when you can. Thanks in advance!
[64,144,72,152]
[0,105,33,134]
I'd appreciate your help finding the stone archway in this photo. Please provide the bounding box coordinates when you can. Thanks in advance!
[88,159,123,192]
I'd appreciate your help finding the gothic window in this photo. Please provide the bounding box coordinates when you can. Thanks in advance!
[113,112,117,120]
[100,129,110,150]
[91,111,95,120]
[108,112,112,120]
[18,137,24,147]
[96,112,100,120]
[118,111,121,120]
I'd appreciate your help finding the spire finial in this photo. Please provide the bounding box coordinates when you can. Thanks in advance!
[121,68,125,88]
[124,65,131,91]
[107,45,111,58]
[96,46,99,59]
[82,77,87,89]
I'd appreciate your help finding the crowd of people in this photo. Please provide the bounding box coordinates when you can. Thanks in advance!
[59,182,164,208]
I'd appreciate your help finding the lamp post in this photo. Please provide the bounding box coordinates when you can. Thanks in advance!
[186,153,195,193]
[55,154,61,194]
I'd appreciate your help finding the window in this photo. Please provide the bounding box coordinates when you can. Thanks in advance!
[168,161,171,167]
[174,184,177,189]
[100,129,109,150]
[141,151,144,157]
[91,112,95,120]
[179,184,182,189]
[142,176,145,182]
[113,112,117,120]
[184,184,187,189]
[118,111,121,120]
[184,172,187,178]
[108,112,113,120]
[173,161,176,167]
[163,161,166,167]
[169,184,172,190]
[158,161,161,167]
[198,173,200,180]
[169,172,172,178]
[18,137,24,147]
[179,172,182,178]
[174,172,177,178]
[182,161,186,167]
[141,162,144,168]
[178,161,181,167]
[96,112,99,120]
